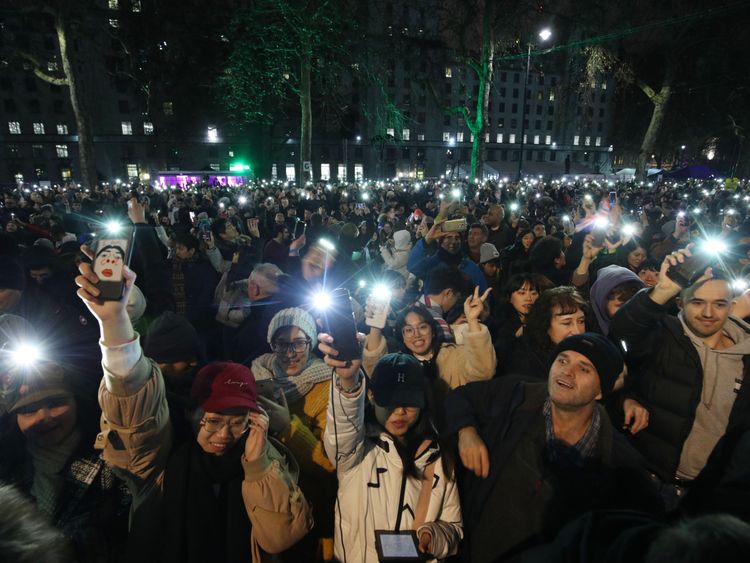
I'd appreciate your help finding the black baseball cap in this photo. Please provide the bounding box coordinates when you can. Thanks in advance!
[370,353,425,409]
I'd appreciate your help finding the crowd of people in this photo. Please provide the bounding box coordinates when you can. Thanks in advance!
[2,175,750,562]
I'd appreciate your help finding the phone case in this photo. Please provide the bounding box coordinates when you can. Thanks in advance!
[93,227,135,301]
[374,530,422,562]
[365,296,391,330]
[321,288,361,361]
[667,254,713,288]
[442,218,467,232]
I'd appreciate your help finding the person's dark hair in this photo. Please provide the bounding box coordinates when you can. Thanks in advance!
[210,218,228,239]
[469,223,488,237]
[395,305,443,358]
[637,258,660,273]
[524,286,588,352]
[0,484,72,562]
[381,268,406,289]
[272,223,288,238]
[310,212,323,227]
[645,514,750,563]
[173,232,200,252]
[607,280,642,303]
[501,273,543,302]
[514,228,533,245]
[426,266,466,296]
[528,235,563,270]
[94,245,125,261]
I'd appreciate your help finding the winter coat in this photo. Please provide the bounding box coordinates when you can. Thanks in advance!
[324,378,463,563]
[407,239,488,293]
[96,335,313,562]
[589,265,644,335]
[609,288,750,482]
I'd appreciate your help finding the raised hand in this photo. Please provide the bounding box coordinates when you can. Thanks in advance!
[464,286,492,323]
[244,410,269,462]
[75,245,135,323]
[257,390,291,434]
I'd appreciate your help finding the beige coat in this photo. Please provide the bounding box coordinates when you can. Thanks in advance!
[95,337,313,562]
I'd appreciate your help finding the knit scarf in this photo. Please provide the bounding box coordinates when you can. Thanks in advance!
[251,353,332,404]
[161,438,250,563]
[26,429,81,516]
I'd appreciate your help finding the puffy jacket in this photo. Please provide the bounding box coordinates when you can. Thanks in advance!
[407,239,488,293]
[609,288,750,482]
[324,378,463,562]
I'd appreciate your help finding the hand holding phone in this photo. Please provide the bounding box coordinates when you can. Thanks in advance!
[92,227,136,300]
[319,288,361,361]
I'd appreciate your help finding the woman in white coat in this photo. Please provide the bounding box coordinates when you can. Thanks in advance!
[317,345,463,563]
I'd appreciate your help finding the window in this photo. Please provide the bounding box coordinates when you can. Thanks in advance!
[271,163,278,179]
[600,93,606,103]
[509,133,516,143]
[497,117,504,128]
[500,72,507,81]
[56,123,68,134]
[417,133,425,141]
[131,0,141,11]
[536,105,542,115]
[108,0,119,8]
[513,73,520,83]
[595,136,602,146]
[443,132,451,142]
[386,127,395,137]
[47,61,58,72]
[549,90,555,101]
[121,121,133,135]
[536,91,543,101]
[512,88,519,99]
[523,134,528,144]
[402,128,410,141]
[456,131,464,142]
[402,147,410,159]
[498,102,505,112]
[320,163,330,180]
[8,121,21,134]
[535,120,541,129]
[354,163,363,181]
[109,18,119,28]
[573,135,580,146]
[547,120,553,130]
[602,82,607,90]
[548,106,554,116]
[7,144,19,156]
[445,66,452,78]
[1,78,12,91]
[533,135,540,145]
[285,164,295,181]
[337,164,347,181]
[484,133,490,142]
[143,122,154,135]
[585,136,591,146]
[545,135,552,145]
[33,122,45,134]
[163,101,174,116]
[510,118,517,128]
[207,126,218,143]
[496,133,503,143]
[127,164,138,178]
[470,133,474,142]
[511,103,518,113]
[55,144,68,157]
[32,144,44,158]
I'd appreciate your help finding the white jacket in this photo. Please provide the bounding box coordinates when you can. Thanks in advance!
[324,377,463,563]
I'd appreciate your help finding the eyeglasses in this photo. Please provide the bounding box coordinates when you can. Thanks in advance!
[401,323,431,339]
[200,416,250,435]
[271,338,311,355]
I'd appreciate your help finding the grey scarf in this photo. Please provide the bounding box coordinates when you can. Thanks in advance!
[251,353,331,403]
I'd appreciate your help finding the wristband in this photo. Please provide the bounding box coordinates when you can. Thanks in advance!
[335,373,362,394]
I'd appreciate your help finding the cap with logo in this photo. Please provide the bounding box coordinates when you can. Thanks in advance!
[191,362,258,413]
[370,353,426,410]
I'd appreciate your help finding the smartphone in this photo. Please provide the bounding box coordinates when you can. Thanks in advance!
[442,218,467,232]
[667,253,715,288]
[293,219,306,238]
[255,379,276,399]
[365,291,392,330]
[189,211,196,223]
[92,226,135,300]
[591,226,607,247]
[374,530,421,562]
[356,203,365,209]
[319,288,361,361]
[609,191,617,207]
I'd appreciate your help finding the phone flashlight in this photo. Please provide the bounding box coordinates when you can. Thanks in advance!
[622,224,637,236]
[7,343,44,369]
[106,221,122,234]
[510,203,519,212]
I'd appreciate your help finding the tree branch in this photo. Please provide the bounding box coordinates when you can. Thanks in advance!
[15,50,68,85]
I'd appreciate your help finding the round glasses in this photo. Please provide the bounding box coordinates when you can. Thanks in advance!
[200,416,250,436]
[271,338,311,355]
[401,323,431,339]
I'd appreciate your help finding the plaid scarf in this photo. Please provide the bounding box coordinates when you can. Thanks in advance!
[543,398,601,468]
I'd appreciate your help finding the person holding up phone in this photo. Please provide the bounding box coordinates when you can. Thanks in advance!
[318,348,463,563]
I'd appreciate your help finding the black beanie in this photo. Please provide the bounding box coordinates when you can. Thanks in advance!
[552,333,623,398]
[143,311,201,364]
[0,256,25,291]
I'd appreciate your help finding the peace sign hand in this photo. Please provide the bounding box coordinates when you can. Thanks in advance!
[464,286,492,323]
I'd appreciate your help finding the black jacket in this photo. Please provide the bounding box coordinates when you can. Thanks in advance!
[609,288,750,482]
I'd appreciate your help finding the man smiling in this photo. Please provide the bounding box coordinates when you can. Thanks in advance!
[445,333,657,562]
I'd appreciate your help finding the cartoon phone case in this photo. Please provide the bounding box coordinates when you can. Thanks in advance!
[93,226,135,301]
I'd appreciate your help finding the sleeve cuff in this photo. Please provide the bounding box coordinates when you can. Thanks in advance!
[101,332,142,378]
[242,446,274,481]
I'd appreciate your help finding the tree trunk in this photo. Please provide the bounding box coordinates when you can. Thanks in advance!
[469,3,493,181]
[56,14,96,189]
[299,55,312,184]
[635,77,673,181]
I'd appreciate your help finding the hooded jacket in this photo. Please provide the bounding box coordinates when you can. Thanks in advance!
[589,265,645,335]
[324,378,463,563]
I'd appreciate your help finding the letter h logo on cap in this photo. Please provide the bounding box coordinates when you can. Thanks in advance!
[397,370,406,383]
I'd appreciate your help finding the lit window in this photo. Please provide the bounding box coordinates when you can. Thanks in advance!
[602,82,607,90]
[533,135,540,145]
[131,0,141,11]
[545,135,551,145]
[55,144,68,157]
[228,150,234,157]
[338,164,347,181]
[417,133,425,141]
[585,136,591,146]
[61,168,72,180]
[446,164,452,175]
[163,101,173,116]
[127,163,138,178]
[271,163,278,179]
[523,134,527,144]
[108,0,119,8]
[354,163,364,181]
[109,18,119,28]
[445,67,452,78]
[484,133,489,142]
[47,61,58,72]
[402,128,410,141]
[56,123,68,134]
[443,132,450,142]
[496,133,503,143]
[595,136,602,146]
[470,133,474,142]
[207,125,218,143]
[121,121,133,135]
[143,122,154,135]
[285,163,295,181]
[209,163,220,171]
[320,163,330,180]
[8,121,21,134]
[386,127,395,137]
[33,122,45,134]
[549,90,555,101]
[573,135,580,146]
[509,133,516,143]
[456,131,464,142]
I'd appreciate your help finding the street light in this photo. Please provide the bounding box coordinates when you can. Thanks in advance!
[517,28,552,180]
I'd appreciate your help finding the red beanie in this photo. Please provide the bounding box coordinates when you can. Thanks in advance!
[191,362,258,413]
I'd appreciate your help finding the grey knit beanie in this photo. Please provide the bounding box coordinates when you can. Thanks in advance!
[267,307,317,344]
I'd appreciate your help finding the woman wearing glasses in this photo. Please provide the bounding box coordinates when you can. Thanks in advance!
[75,259,312,563]
[251,307,338,562]
[363,286,496,410]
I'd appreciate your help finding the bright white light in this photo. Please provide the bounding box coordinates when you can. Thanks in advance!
[701,238,727,255]
[510,203,519,211]
[451,188,461,198]
[622,224,636,236]
[9,343,43,368]
[318,238,335,252]
[372,283,391,301]
[727,209,736,215]
[362,192,370,201]
[707,149,716,160]
[538,28,552,41]
[562,214,570,222]
[693,208,701,214]
[106,221,122,234]
[733,279,749,292]
[584,194,592,201]
[238,195,247,204]
[594,217,609,229]
[207,126,218,143]
[677,211,686,218]
[438,194,445,200]
[219,202,225,209]
[358,279,367,288]
[312,291,332,311]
